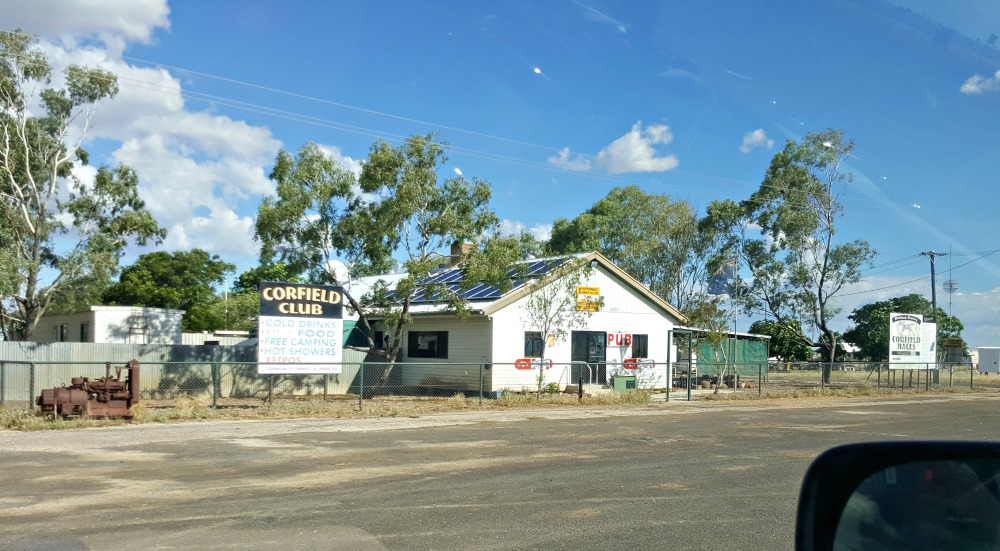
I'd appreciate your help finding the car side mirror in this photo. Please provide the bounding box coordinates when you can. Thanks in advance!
[796,441,1000,551]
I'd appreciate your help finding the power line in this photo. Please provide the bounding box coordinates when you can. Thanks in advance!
[839,248,1000,298]
[0,30,850,204]
[0,28,979,219]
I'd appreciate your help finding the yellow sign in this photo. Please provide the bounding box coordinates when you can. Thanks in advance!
[576,286,601,312]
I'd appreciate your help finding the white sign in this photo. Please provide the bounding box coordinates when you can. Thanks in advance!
[258,282,345,374]
[889,312,937,369]
[921,321,937,370]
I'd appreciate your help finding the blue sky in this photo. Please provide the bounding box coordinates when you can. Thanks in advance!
[3,0,1000,347]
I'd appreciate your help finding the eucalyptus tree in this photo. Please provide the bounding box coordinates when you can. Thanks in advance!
[547,185,700,307]
[748,319,812,362]
[704,129,875,382]
[255,134,520,384]
[0,31,164,340]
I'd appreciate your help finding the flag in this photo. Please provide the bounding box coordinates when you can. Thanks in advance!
[707,257,736,295]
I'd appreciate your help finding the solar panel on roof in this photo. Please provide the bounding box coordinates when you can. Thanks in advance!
[388,256,573,305]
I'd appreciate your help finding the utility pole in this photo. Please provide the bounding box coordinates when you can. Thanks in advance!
[921,251,947,382]
[920,251,947,321]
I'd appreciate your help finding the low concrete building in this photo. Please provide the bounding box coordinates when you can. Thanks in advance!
[34,306,184,344]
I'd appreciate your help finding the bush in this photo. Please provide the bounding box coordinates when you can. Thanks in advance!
[0,406,44,430]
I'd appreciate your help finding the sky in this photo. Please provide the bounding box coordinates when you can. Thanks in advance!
[3,0,1000,347]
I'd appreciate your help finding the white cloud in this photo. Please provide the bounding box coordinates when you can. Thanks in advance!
[942,287,1000,347]
[317,144,363,176]
[547,147,592,172]
[111,131,274,255]
[0,1,170,50]
[548,121,679,175]
[595,122,678,174]
[740,128,774,154]
[499,220,553,242]
[166,209,257,257]
[960,70,1000,94]
[4,7,290,269]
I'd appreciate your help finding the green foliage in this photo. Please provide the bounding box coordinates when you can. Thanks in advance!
[681,294,731,355]
[0,407,45,430]
[255,134,521,383]
[44,275,111,314]
[233,262,302,293]
[680,293,733,392]
[748,319,812,361]
[514,231,546,259]
[547,185,699,305]
[103,249,234,331]
[0,30,165,340]
[843,294,963,360]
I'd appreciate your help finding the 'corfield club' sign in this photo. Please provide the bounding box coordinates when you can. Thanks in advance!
[257,282,345,374]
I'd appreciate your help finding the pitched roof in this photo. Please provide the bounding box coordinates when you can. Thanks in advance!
[349,251,687,323]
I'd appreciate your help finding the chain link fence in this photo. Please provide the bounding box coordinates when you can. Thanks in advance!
[0,360,502,410]
[2,359,996,411]
[680,361,995,394]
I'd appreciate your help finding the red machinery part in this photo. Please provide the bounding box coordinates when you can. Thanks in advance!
[36,360,140,419]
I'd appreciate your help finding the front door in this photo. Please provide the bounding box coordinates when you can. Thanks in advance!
[571,331,607,385]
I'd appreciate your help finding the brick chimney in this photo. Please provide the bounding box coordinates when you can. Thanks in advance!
[450,242,473,266]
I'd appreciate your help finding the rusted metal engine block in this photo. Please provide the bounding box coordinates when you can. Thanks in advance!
[37,360,140,419]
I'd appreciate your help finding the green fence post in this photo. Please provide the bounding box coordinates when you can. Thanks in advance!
[211,362,219,410]
[359,363,364,410]
[0,361,5,406]
[267,375,274,405]
[28,362,36,411]
[479,363,484,407]
[758,363,762,395]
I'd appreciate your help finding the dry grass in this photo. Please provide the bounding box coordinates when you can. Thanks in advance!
[3,383,993,431]
[703,383,992,401]
[2,389,654,431]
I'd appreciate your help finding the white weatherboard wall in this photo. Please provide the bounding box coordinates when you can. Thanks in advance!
[35,306,184,344]
[399,317,493,391]
[489,265,676,391]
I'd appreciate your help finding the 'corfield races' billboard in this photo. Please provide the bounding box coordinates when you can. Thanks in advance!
[257,282,345,374]
[888,312,937,369]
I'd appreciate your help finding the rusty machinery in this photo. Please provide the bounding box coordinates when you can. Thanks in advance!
[36,360,140,419]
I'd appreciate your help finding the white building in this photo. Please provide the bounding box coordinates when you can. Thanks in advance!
[351,252,687,393]
[34,306,185,344]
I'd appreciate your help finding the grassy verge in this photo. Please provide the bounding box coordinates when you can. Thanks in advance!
[702,384,992,401]
[4,386,992,431]
[2,390,655,431]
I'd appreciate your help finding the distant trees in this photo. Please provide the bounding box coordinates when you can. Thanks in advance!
[103,249,234,332]
[0,31,165,340]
